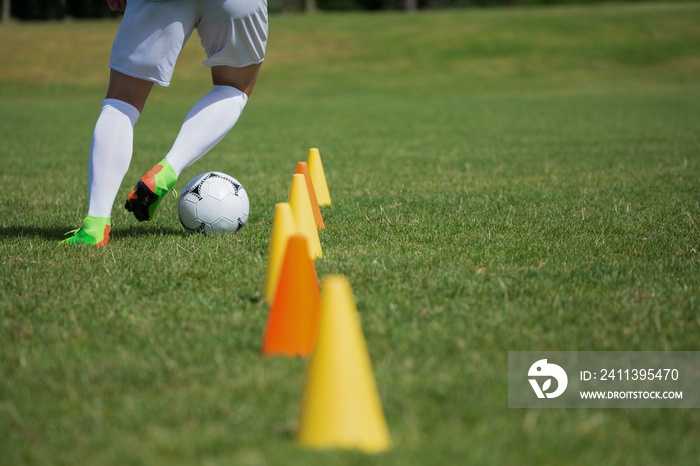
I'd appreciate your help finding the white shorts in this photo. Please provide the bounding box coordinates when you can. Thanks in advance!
[110,0,268,86]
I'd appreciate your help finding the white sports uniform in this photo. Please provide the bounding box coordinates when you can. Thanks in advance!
[110,0,268,86]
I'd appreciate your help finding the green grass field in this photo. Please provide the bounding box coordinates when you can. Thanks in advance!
[1,2,700,464]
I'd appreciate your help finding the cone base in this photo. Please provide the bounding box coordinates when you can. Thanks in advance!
[298,433,391,454]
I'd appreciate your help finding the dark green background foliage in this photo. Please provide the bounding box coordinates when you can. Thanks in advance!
[10,0,119,19]
[7,0,696,17]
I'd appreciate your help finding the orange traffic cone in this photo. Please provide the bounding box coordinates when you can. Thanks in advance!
[307,148,331,207]
[263,202,298,303]
[297,275,391,453]
[261,235,321,356]
[296,161,325,230]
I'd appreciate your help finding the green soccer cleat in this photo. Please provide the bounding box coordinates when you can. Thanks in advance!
[61,215,111,247]
[125,158,178,222]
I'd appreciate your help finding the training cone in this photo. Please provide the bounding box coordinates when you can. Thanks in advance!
[297,275,391,453]
[307,148,331,207]
[288,173,322,259]
[263,202,299,303]
[261,235,321,356]
[296,162,325,230]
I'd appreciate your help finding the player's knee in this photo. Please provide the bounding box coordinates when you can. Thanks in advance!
[106,70,154,112]
[211,65,261,96]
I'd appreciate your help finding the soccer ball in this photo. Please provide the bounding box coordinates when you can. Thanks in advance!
[178,172,249,236]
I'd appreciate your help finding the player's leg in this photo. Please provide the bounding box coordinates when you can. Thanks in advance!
[154,0,268,195]
[91,70,153,218]
[161,63,262,179]
[63,71,152,245]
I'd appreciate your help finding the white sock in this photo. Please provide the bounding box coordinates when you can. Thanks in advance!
[165,85,248,176]
[87,99,140,218]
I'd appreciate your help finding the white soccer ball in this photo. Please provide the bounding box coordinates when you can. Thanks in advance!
[178,172,249,236]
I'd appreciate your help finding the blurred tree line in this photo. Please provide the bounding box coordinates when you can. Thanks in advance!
[0,0,657,21]
[5,0,119,20]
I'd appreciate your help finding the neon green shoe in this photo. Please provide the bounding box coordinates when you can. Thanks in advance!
[61,215,111,247]
[125,158,178,222]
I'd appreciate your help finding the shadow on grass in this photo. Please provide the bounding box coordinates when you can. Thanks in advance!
[0,225,183,242]
[111,225,184,239]
[0,226,70,241]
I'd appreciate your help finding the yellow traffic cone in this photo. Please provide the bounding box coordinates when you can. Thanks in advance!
[288,174,322,259]
[307,148,331,207]
[263,202,298,303]
[297,275,391,453]
[296,161,325,230]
